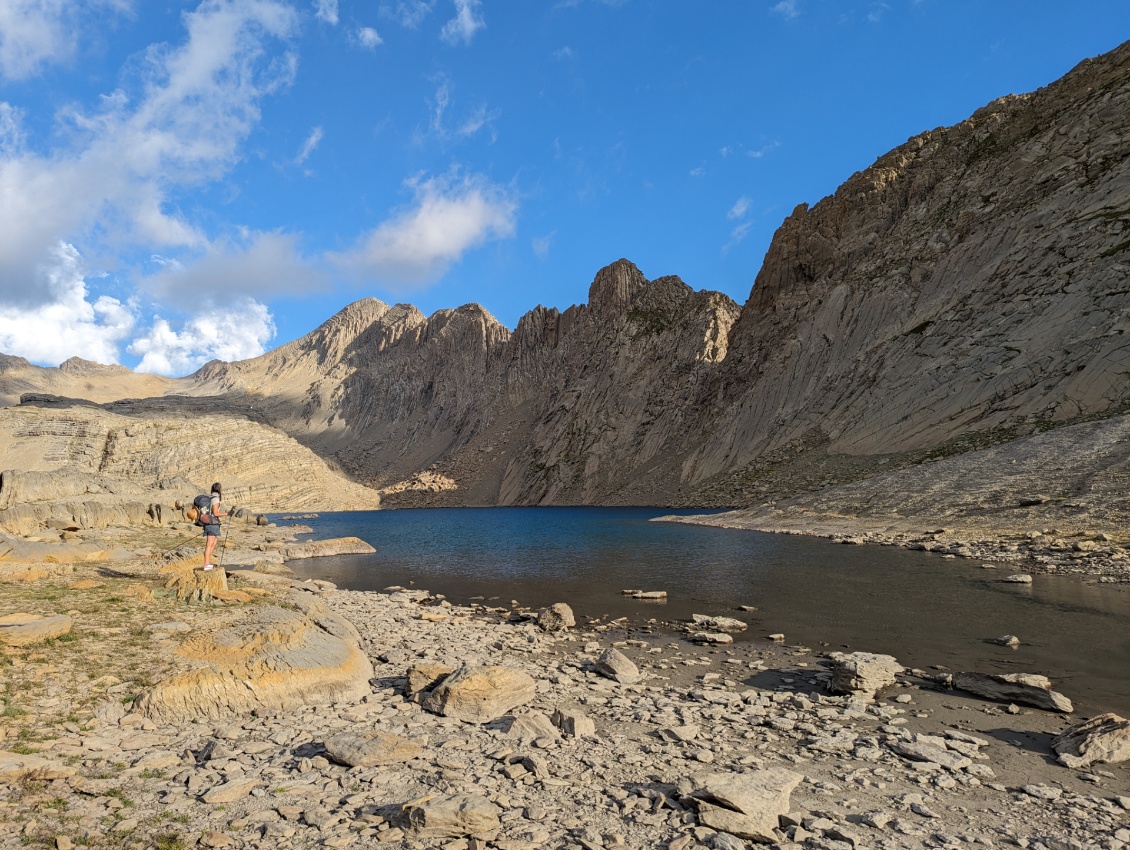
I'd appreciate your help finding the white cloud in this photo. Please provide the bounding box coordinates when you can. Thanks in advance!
[142,231,327,303]
[867,2,890,23]
[770,0,800,20]
[440,0,484,45]
[295,126,324,165]
[553,46,574,60]
[689,166,705,178]
[0,0,300,308]
[330,170,517,286]
[384,0,435,28]
[357,26,383,48]
[0,243,136,365]
[532,232,554,260]
[129,298,276,375]
[747,140,780,158]
[724,220,753,253]
[0,0,133,81]
[423,80,497,142]
[456,103,500,139]
[728,196,751,220]
[0,102,24,154]
[314,0,338,24]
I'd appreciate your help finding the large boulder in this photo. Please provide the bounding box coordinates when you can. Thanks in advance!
[0,751,75,782]
[692,768,803,842]
[324,729,423,767]
[951,672,1074,713]
[0,613,72,646]
[401,793,500,840]
[278,537,376,561]
[691,614,747,633]
[537,602,576,632]
[132,595,373,721]
[594,648,641,684]
[1052,713,1130,768]
[828,652,903,700]
[420,665,536,723]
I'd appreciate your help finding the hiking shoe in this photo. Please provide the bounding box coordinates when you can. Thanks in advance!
[203,564,215,571]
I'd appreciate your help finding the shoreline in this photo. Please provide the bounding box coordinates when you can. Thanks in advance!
[0,520,1127,849]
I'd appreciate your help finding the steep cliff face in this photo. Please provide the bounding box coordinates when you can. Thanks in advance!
[688,43,1130,488]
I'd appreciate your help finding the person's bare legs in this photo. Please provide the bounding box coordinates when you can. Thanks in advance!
[204,529,218,567]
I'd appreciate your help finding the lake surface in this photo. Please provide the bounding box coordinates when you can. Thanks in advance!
[287,506,1130,716]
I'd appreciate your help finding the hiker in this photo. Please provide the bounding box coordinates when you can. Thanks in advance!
[201,482,231,570]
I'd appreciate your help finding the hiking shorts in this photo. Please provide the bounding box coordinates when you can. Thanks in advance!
[203,523,221,537]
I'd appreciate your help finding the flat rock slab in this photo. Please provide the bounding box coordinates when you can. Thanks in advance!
[691,614,747,632]
[506,711,561,743]
[692,767,803,842]
[420,665,536,723]
[829,651,903,699]
[889,740,973,771]
[0,613,72,646]
[0,751,76,782]
[133,594,373,721]
[692,631,734,645]
[407,662,457,699]
[279,537,376,560]
[1053,712,1130,768]
[952,671,1074,713]
[594,648,641,684]
[324,729,422,767]
[402,793,501,840]
[201,777,259,804]
[551,707,596,738]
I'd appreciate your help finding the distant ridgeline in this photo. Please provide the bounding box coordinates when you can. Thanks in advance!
[3,40,1130,510]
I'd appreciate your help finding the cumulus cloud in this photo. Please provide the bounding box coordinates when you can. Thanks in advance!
[384,0,435,28]
[142,231,327,303]
[313,0,338,24]
[728,196,751,220]
[329,170,516,286]
[0,0,300,308]
[0,243,136,365]
[770,0,800,20]
[295,126,324,165]
[129,298,276,375]
[357,26,383,48]
[0,0,133,81]
[440,0,484,45]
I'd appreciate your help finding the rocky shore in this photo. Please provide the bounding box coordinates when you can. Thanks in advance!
[1,520,1128,850]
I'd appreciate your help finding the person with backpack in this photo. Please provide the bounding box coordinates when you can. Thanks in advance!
[198,482,233,570]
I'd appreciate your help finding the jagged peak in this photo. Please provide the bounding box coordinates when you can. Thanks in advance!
[588,258,648,316]
[58,357,131,376]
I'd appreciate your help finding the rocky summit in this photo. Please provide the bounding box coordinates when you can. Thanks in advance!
[2,44,1130,547]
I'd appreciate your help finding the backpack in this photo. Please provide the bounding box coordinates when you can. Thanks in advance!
[187,494,215,526]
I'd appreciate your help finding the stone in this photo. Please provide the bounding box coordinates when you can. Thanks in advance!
[1052,712,1130,768]
[951,672,1074,713]
[828,652,903,700]
[692,767,803,842]
[407,662,457,699]
[988,635,1021,648]
[133,595,373,721]
[691,614,748,632]
[889,741,973,771]
[0,751,75,782]
[278,537,377,560]
[401,793,501,840]
[551,707,596,738]
[201,777,259,804]
[0,613,72,646]
[594,648,641,684]
[692,631,734,645]
[507,711,561,743]
[163,566,230,604]
[324,729,423,767]
[538,603,576,632]
[420,665,537,723]
[1002,574,1034,584]
[200,832,237,848]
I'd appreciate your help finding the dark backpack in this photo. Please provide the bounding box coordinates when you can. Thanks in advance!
[189,494,215,527]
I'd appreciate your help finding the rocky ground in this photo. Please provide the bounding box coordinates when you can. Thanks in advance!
[0,521,1128,850]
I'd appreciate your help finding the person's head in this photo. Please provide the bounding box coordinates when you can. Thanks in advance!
[211,482,222,495]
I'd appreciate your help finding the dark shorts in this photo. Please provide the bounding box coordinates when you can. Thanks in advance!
[203,523,221,537]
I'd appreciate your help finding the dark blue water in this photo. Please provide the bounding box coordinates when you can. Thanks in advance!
[286,506,1130,715]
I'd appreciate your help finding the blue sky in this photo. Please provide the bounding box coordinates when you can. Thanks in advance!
[0,1,1127,374]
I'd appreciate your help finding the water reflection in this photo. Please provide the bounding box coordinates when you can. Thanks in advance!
[286,506,1130,716]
